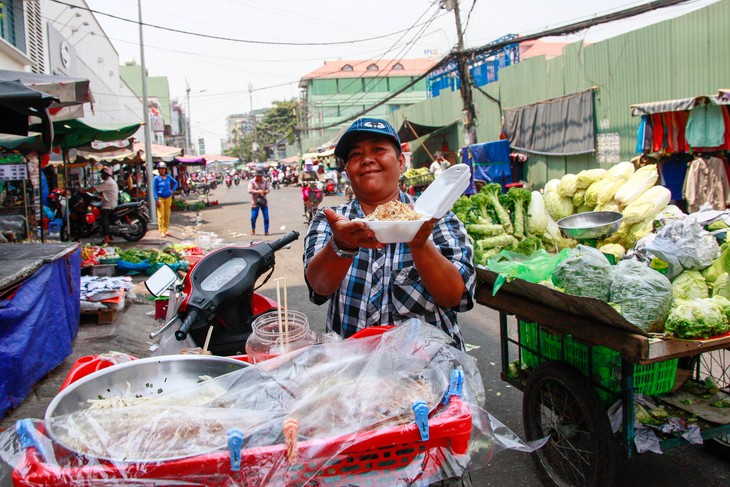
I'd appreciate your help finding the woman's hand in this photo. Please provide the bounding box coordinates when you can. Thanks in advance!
[323,208,383,250]
[408,219,436,250]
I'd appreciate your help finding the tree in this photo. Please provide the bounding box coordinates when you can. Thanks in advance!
[258,99,298,149]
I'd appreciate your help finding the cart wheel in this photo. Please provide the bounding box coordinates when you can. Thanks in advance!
[523,361,616,487]
[697,348,730,459]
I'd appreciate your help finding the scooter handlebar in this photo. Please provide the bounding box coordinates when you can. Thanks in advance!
[175,309,200,341]
[268,231,300,252]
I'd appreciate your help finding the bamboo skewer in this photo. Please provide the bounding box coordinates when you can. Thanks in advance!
[202,326,214,355]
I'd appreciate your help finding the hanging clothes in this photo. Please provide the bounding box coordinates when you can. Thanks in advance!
[652,113,664,153]
[660,153,691,201]
[686,104,726,148]
[683,156,730,212]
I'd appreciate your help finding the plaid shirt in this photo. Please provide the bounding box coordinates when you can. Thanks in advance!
[303,191,475,349]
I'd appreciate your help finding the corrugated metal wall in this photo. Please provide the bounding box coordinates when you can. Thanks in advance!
[390,0,730,187]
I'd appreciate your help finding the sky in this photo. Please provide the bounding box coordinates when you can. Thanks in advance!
[83,0,717,154]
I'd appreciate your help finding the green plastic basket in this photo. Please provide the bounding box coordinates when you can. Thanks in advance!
[563,336,677,402]
[518,321,677,404]
[518,321,563,368]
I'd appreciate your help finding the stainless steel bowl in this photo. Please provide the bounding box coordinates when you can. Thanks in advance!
[557,211,623,241]
[44,355,247,458]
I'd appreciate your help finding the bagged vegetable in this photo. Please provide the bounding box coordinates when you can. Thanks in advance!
[610,259,673,332]
[646,218,721,280]
[526,191,547,236]
[671,270,709,300]
[665,297,730,339]
[487,248,575,294]
[576,168,607,189]
[551,244,612,301]
[622,186,671,225]
[614,165,659,206]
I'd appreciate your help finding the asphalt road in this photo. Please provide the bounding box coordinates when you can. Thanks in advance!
[2,181,727,486]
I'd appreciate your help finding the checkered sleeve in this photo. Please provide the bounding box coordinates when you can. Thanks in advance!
[432,211,476,312]
[303,207,336,305]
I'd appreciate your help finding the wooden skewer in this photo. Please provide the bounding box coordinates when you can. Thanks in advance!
[202,325,214,355]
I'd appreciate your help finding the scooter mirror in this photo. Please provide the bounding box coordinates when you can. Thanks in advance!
[144,264,179,297]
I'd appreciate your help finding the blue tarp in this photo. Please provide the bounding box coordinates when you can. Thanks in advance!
[461,140,513,194]
[0,247,80,417]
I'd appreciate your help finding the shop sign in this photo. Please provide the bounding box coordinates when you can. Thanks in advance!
[0,164,28,181]
[596,132,620,164]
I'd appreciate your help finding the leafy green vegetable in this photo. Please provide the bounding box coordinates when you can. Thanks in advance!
[544,191,573,221]
[514,236,543,256]
[473,183,512,234]
[551,245,613,301]
[502,187,531,238]
[665,297,730,339]
[476,234,519,251]
[702,241,730,284]
[466,223,505,237]
[672,270,709,300]
[610,259,673,332]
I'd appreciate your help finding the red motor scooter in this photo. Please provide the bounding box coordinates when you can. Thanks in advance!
[147,231,300,356]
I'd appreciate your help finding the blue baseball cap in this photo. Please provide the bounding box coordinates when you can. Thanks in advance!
[334,118,401,161]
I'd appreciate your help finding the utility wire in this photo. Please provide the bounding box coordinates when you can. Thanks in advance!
[51,0,448,47]
[308,0,692,132]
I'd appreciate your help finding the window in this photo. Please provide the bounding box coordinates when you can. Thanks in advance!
[366,63,379,71]
[341,64,353,72]
[0,0,17,46]
[392,63,404,70]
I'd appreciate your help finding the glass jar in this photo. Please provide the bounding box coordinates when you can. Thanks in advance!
[245,310,317,364]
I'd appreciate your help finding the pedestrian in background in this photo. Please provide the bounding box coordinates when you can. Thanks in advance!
[92,166,118,245]
[248,168,270,235]
[429,151,450,178]
[153,162,178,238]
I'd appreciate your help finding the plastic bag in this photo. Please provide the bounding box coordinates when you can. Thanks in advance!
[487,248,575,295]
[610,259,673,332]
[551,244,613,301]
[645,218,720,280]
[0,321,542,486]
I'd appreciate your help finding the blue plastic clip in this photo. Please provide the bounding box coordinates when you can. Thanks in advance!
[442,369,464,406]
[16,419,48,461]
[228,428,244,471]
[412,400,430,441]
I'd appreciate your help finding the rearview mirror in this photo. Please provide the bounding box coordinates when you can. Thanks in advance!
[144,264,179,297]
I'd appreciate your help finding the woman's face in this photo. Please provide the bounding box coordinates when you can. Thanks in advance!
[344,134,404,205]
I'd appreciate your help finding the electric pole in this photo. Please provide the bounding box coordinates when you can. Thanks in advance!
[138,0,157,224]
[248,83,258,162]
[294,104,304,167]
[445,0,477,146]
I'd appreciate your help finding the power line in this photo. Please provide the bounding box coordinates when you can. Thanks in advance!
[51,0,450,47]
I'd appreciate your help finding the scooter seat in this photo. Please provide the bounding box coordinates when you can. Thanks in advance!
[116,201,142,210]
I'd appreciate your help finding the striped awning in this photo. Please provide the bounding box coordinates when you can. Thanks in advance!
[630,94,730,116]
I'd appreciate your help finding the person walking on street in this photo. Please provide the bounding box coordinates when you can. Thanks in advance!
[303,118,475,350]
[92,166,118,245]
[153,162,178,238]
[429,151,450,178]
[248,168,270,235]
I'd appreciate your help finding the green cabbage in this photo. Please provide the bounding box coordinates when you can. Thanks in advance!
[712,272,730,300]
[572,189,586,207]
[665,297,730,339]
[558,174,579,197]
[610,259,673,332]
[576,168,607,189]
[614,164,659,206]
[544,191,573,221]
[672,270,709,300]
[552,245,612,301]
[527,191,547,236]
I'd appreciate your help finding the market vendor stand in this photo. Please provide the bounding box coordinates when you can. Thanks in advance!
[475,267,730,486]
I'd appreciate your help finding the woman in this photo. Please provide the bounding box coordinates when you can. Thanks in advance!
[248,168,270,235]
[153,162,178,238]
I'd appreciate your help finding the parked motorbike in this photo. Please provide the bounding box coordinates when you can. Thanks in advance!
[147,231,300,356]
[234,175,241,186]
[304,182,323,223]
[65,189,149,242]
[323,178,337,196]
[280,175,293,187]
[225,175,233,188]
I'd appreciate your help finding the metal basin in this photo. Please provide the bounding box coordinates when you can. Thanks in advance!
[44,355,247,460]
[557,211,623,241]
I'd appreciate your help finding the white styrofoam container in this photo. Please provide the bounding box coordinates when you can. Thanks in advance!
[363,164,471,244]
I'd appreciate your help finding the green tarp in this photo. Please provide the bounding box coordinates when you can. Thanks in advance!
[34,119,141,150]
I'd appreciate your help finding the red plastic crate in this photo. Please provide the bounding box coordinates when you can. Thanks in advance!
[13,397,471,486]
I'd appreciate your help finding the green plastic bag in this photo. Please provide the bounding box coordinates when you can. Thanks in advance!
[487,248,576,295]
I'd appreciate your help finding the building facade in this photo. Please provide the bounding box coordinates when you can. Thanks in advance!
[297,58,435,151]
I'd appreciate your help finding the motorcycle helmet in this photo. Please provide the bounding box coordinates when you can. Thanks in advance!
[157,162,168,169]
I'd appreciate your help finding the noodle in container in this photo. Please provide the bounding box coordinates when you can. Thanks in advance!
[359,164,471,244]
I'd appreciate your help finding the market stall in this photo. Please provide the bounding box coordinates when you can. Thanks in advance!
[0,243,81,417]
[459,161,730,484]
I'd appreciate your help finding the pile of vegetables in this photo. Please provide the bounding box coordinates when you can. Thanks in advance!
[116,247,185,266]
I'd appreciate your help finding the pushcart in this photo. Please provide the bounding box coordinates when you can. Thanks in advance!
[475,267,730,486]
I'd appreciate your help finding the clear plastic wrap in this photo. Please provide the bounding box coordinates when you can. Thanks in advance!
[610,259,673,333]
[1,321,543,486]
[551,244,613,301]
[645,217,720,280]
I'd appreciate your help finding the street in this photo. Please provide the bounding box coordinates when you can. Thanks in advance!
[2,182,728,486]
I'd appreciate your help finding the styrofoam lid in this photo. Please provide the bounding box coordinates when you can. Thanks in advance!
[413,164,471,219]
